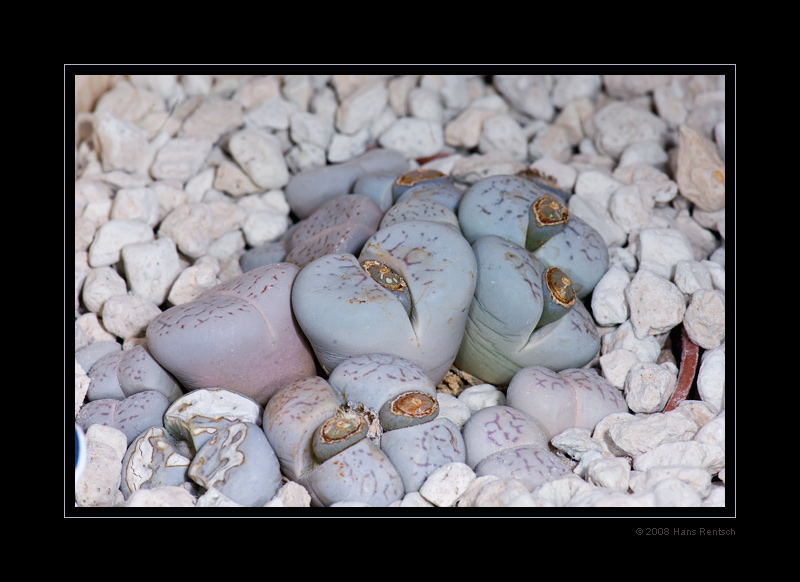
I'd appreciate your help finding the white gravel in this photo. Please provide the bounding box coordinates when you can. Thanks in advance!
[72,73,729,513]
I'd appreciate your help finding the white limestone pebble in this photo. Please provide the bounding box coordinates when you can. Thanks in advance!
[335,79,388,135]
[585,456,631,490]
[632,441,725,475]
[550,427,606,461]
[419,462,476,507]
[591,265,631,325]
[683,289,725,349]
[101,293,161,339]
[457,475,534,507]
[122,486,197,507]
[624,361,678,414]
[157,202,213,259]
[457,383,506,412]
[694,410,725,452]
[82,266,128,314]
[378,117,444,159]
[75,359,90,418]
[435,393,472,430]
[263,481,312,508]
[675,124,725,212]
[167,255,221,305]
[637,228,695,280]
[586,101,668,159]
[479,114,527,161]
[228,128,289,190]
[630,466,713,498]
[697,343,725,411]
[609,184,652,233]
[121,237,182,305]
[88,219,154,268]
[395,492,436,507]
[150,136,214,183]
[601,320,662,364]
[626,269,686,339]
[599,349,640,389]
[111,186,160,227]
[93,111,151,174]
[608,405,698,456]
[75,424,127,507]
[674,260,713,295]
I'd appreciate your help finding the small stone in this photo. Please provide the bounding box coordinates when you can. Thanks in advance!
[601,320,662,363]
[457,476,531,507]
[101,293,161,340]
[697,342,725,411]
[335,79,388,135]
[450,151,527,185]
[529,475,592,507]
[121,486,197,507]
[213,159,260,197]
[121,237,182,306]
[683,289,725,349]
[157,203,213,259]
[586,456,631,490]
[75,424,127,507]
[479,114,527,161]
[651,477,702,507]
[591,265,631,325]
[675,124,725,211]
[457,383,506,412]
[181,96,243,142]
[586,101,668,159]
[88,219,154,268]
[599,349,640,389]
[150,136,214,183]
[94,111,151,174]
[626,269,686,339]
[111,187,160,227]
[674,260,713,295]
[263,481,312,508]
[228,128,289,190]
[637,227,695,280]
[417,462,476,507]
[445,105,499,149]
[82,266,128,314]
[609,184,653,233]
[609,404,698,456]
[694,410,725,452]
[528,124,571,163]
[550,427,605,461]
[624,361,678,414]
[396,491,435,507]
[435,393,472,430]
[378,117,444,159]
[631,466,712,498]
[633,441,725,475]
[167,256,221,305]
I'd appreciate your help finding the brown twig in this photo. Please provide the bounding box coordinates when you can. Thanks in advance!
[663,324,700,412]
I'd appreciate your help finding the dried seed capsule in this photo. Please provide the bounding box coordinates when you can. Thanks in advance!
[392,168,447,198]
[537,266,576,328]
[311,407,369,462]
[361,259,412,316]
[526,196,569,251]
[379,390,439,431]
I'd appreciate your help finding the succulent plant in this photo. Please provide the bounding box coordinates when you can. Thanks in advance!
[146,263,317,405]
[505,366,628,439]
[291,218,477,385]
[262,353,465,507]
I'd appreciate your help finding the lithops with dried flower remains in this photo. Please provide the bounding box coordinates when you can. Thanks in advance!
[262,353,465,507]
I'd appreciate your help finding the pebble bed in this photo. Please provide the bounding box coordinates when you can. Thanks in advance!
[72,73,727,510]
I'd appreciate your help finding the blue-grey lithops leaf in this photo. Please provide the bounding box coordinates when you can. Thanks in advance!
[460,405,549,469]
[188,421,282,507]
[86,351,125,401]
[262,376,342,482]
[292,220,476,385]
[299,438,404,507]
[380,418,465,492]
[117,344,183,402]
[351,170,401,212]
[474,445,572,490]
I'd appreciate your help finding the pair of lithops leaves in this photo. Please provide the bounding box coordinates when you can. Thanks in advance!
[263,353,465,507]
[454,174,610,385]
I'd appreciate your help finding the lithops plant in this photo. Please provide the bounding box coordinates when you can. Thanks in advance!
[291,218,477,385]
[146,263,317,405]
[262,353,465,507]
[458,174,608,299]
[454,234,601,385]
[86,344,183,403]
[505,366,628,440]
[461,405,573,490]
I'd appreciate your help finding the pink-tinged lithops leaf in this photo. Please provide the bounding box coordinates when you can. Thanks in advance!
[146,263,316,406]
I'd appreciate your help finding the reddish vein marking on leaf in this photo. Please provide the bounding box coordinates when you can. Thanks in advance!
[663,324,700,412]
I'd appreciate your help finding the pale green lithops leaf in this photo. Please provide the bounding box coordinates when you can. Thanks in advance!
[188,421,282,507]
[458,174,608,299]
[454,235,599,385]
[292,220,477,385]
